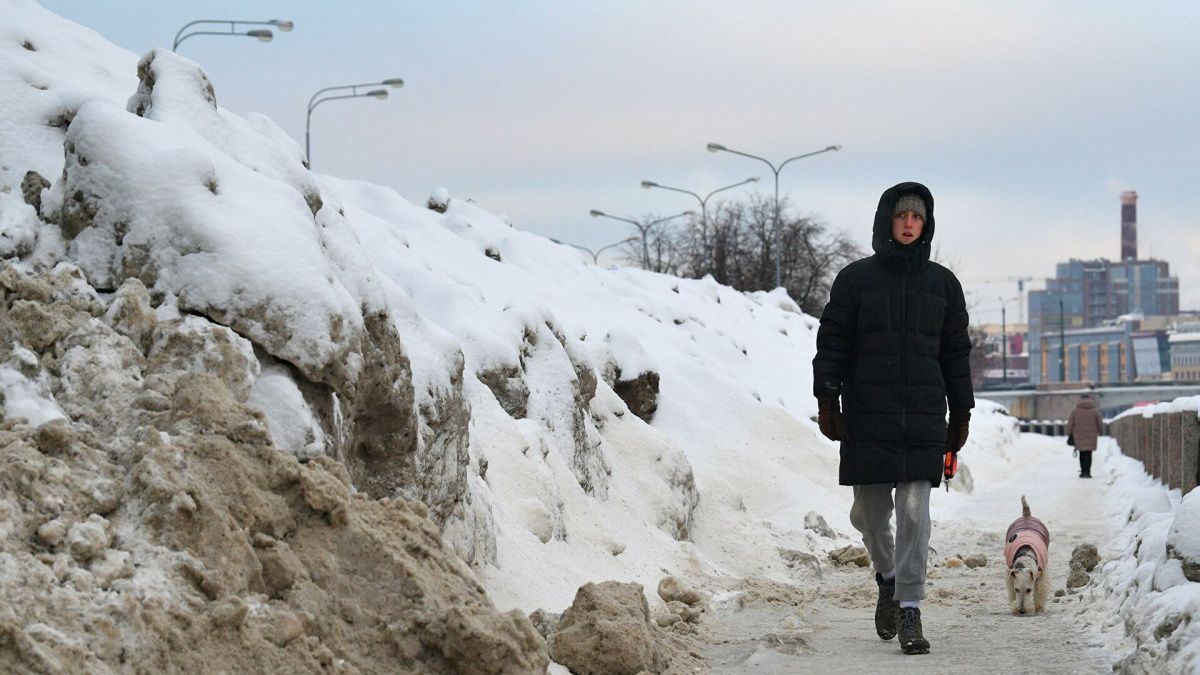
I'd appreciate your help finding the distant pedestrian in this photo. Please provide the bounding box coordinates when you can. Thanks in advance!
[812,182,974,655]
[1066,394,1103,478]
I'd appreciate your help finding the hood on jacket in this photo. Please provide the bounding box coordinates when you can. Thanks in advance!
[872,181,935,267]
[1075,398,1098,410]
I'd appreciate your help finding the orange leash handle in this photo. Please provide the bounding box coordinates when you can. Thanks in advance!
[943,451,958,492]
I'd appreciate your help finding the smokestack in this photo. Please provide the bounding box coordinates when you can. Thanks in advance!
[1121,191,1138,261]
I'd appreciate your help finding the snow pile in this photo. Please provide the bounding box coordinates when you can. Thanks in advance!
[9,6,490,568]
[1112,395,1200,421]
[2,0,843,618]
[1092,442,1200,673]
[0,3,1042,670]
[1169,492,1200,581]
[941,398,1020,495]
[0,264,547,673]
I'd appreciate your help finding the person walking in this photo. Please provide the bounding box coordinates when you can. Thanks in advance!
[812,182,974,655]
[1066,394,1103,478]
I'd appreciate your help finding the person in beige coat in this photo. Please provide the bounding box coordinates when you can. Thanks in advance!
[1066,394,1103,478]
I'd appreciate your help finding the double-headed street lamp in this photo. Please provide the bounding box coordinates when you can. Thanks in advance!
[551,237,640,265]
[306,78,405,167]
[588,210,695,270]
[172,19,293,52]
[707,142,841,289]
[641,176,758,274]
[640,177,758,225]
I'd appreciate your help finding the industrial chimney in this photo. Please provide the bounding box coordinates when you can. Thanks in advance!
[1121,191,1138,261]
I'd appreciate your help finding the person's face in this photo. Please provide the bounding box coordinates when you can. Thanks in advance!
[892,211,924,245]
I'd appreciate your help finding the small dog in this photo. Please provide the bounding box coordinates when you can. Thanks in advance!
[1004,496,1050,615]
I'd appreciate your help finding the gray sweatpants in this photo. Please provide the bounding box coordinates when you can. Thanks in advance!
[849,480,932,602]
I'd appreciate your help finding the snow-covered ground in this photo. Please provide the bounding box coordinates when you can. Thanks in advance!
[685,428,1198,673]
[2,2,1198,673]
[702,430,1116,672]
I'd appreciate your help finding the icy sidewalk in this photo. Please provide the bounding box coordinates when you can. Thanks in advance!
[701,433,1118,673]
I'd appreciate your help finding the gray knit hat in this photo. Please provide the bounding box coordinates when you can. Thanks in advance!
[894,194,926,219]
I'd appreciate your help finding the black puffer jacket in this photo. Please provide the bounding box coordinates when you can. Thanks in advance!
[812,182,973,486]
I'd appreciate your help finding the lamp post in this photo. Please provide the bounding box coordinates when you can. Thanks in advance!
[550,237,639,264]
[306,78,404,167]
[1059,297,1067,383]
[172,18,293,52]
[640,177,758,272]
[588,210,694,270]
[998,296,1019,385]
[706,142,840,289]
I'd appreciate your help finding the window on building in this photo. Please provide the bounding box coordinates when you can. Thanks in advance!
[1133,336,1162,377]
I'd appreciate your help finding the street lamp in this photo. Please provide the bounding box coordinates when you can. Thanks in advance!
[707,142,841,289]
[640,177,758,272]
[172,18,293,52]
[588,210,694,270]
[998,296,1019,385]
[306,78,405,166]
[550,237,640,264]
[1059,297,1067,383]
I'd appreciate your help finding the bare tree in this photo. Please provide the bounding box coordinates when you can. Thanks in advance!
[967,324,989,389]
[934,251,989,388]
[665,195,861,315]
[615,213,687,274]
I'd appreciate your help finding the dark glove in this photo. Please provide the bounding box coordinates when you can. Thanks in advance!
[946,410,971,453]
[817,398,846,442]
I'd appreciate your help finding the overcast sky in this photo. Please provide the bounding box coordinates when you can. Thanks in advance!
[38,1,1200,325]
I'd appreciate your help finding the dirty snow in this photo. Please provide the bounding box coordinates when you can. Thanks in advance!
[0,1,1196,673]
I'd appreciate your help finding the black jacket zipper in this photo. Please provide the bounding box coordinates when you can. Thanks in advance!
[901,267,908,477]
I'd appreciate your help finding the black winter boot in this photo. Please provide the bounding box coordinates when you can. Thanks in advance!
[896,606,930,654]
[874,573,899,640]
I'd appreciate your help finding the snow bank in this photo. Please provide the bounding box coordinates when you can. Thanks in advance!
[0,2,1048,659]
[1112,395,1200,421]
[2,0,833,621]
[0,263,548,672]
[1093,440,1200,673]
[1168,490,1200,575]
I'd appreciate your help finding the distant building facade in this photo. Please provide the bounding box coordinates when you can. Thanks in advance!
[1037,321,1132,384]
[1171,330,1200,382]
[1020,192,1187,386]
[1028,258,1179,384]
[976,322,1029,387]
[1031,314,1200,385]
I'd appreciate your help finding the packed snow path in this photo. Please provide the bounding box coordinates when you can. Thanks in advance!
[701,434,1119,673]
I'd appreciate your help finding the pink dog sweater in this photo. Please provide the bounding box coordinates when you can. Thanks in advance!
[1004,516,1050,571]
